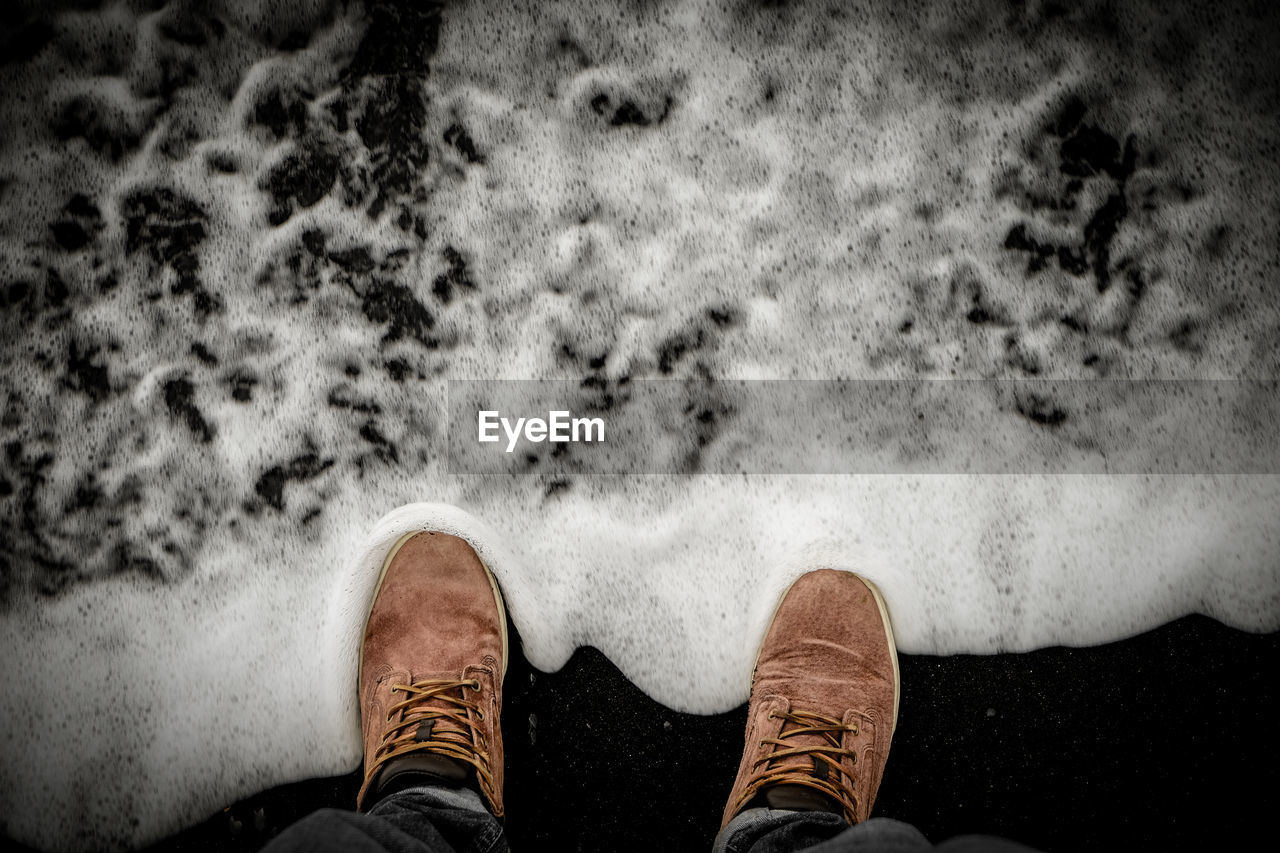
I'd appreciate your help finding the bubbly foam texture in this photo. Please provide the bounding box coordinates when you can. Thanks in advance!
[0,0,1277,848]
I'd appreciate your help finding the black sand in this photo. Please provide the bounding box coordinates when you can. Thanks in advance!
[104,615,1275,852]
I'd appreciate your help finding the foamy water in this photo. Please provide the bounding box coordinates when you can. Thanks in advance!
[1,0,1277,849]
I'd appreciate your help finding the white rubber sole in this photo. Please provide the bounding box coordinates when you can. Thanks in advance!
[358,530,510,687]
[859,577,901,730]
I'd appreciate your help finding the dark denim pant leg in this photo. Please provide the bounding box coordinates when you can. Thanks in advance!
[262,785,507,853]
[714,808,1044,853]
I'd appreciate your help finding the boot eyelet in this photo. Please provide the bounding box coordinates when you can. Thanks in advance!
[767,712,775,720]
[471,679,481,691]
[476,710,485,720]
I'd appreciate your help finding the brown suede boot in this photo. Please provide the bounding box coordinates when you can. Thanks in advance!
[355,531,508,817]
[721,569,900,828]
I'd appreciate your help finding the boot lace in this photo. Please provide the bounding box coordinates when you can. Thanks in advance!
[734,708,860,824]
[369,678,495,798]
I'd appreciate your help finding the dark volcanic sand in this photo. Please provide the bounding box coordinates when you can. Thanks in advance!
[107,615,1275,853]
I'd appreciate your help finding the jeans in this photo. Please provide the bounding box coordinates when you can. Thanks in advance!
[262,784,1043,853]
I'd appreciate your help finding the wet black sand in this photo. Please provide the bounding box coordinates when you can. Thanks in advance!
[72,615,1271,852]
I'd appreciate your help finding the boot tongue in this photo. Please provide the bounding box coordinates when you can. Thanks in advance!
[764,783,841,813]
[403,683,475,746]
[389,683,478,779]
[414,712,472,747]
[770,719,834,777]
[383,752,468,784]
[760,714,844,814]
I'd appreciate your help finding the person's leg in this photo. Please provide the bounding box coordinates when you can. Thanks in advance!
[716,810,1045,853]
[716,809,931,853]
[263,784,502,853]
[266,528,511,853]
